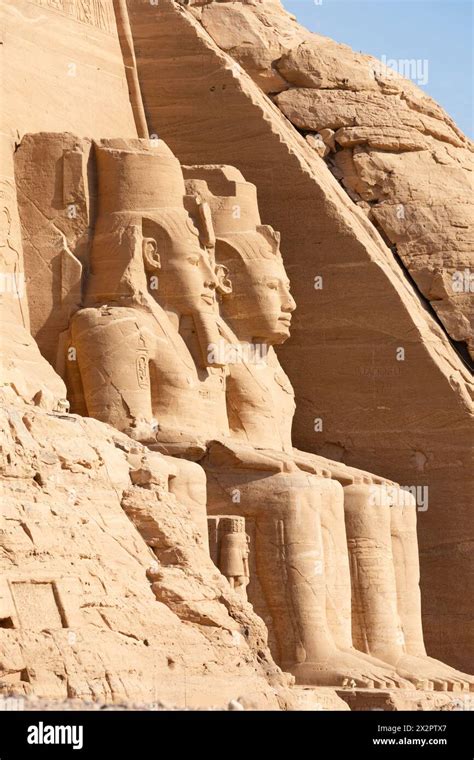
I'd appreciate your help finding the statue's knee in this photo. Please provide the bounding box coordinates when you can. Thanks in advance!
[343,482,396,526]
[397,488,417,511]
[166,457,207,507]
[324,477,344,505]
[390,486,418,533]
[273,485,324,537]
[343,482,376,511]
[71,306,148,346]
[70,307,108,340]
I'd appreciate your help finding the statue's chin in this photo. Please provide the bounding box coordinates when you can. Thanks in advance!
[271,328,290,345]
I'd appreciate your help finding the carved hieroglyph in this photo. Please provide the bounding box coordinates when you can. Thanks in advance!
[28,0,115,34]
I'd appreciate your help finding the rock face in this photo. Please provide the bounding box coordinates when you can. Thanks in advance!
[1,135,292,708]
[0,395,292,707]
[127,0,473,672]
[0,2,295,709]
[1,0,472,707]
[14,133,91,368]
[0,134,67,412]
[0,0,137,139]
[187,0,474,356]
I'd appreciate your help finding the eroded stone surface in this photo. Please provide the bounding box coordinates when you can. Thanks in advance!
[0,0,136,140]
[0,392,294,707]
[126,0,473,673]
[1,0,472,708]
[189,0,474,355]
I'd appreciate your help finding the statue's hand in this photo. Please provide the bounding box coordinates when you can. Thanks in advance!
[206,439,286,472]
[124,417,160,445]
[149,425,208,460]
[291,448,332,477]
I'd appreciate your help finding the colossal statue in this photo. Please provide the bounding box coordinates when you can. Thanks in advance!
[184,164,473,692]
[67,139,228,451]
[65,139,230,545]
[64,141,472,691]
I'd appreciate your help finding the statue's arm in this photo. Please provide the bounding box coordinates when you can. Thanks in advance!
[207,438,296,472]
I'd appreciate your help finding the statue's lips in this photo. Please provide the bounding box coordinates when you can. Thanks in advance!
[278,315,292,325]
[201,294,215,305]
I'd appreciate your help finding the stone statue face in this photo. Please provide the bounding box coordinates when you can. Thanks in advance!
[145,215,218,315]
[219,229,296,344]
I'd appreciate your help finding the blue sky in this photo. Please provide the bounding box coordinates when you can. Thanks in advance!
[282,0,473,138]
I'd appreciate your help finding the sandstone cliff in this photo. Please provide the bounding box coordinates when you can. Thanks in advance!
[0,390,291,707]
[0,0,472,700]
[127,0,473,670]
[0,2,296,708]
[183,0,474,357]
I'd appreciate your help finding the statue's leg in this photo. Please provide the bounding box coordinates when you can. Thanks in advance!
[344,482,413,661]
[319,477,353,650]
[253,475,335,670]
[70,308,154,435]
[205,464,405,687]
[391,489,473,691]
[57,328,88,416]
[163,455,210,553]
[345,483,469,690]
[391,488,428,657]
[316,476,409,687]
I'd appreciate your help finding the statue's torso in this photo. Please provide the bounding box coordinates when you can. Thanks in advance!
[71,303,229,443]
[218,321,295,453]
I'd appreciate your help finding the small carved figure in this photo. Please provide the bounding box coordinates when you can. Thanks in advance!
[218,517,250,597]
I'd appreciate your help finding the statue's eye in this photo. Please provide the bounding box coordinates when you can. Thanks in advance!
[188,256,200,266]
[267,280,279,290]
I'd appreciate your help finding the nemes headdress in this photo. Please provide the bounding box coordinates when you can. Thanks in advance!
[182,165,282,261]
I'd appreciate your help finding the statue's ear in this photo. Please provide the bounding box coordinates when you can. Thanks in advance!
[215,263,233,295]
[142,238,161,272]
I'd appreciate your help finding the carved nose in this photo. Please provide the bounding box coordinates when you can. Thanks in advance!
[201,256,219,288]
[283,291,296,312]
